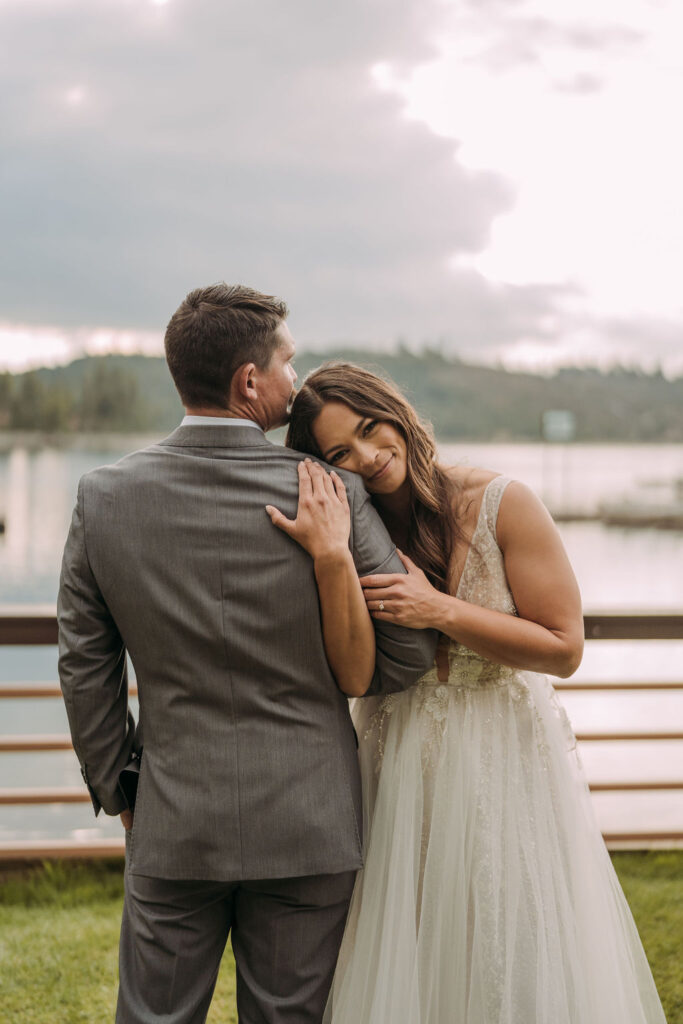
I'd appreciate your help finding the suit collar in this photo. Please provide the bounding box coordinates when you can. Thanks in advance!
[158,423,273,449]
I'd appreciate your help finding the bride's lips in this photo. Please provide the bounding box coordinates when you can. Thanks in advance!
[368,455,394,482]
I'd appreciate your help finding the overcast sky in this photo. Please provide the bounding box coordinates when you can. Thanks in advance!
[1,0,681,374]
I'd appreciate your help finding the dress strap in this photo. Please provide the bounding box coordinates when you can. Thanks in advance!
[483,475,513,544]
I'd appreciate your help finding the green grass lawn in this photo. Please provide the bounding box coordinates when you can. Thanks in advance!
[0,852,680,1023]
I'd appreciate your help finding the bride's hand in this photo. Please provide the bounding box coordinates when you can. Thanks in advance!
[266,459,351,562]
[360,550,447,629]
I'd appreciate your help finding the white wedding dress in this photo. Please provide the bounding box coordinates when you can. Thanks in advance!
[324,476,667,1024]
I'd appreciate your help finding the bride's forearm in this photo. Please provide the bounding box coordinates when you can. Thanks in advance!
[314,549,376,697]
[432,594,582,678]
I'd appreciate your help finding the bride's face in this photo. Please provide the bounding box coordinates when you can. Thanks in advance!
[312,400,408,495]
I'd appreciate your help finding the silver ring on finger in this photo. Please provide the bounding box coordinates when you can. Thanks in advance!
[378,601,385,612]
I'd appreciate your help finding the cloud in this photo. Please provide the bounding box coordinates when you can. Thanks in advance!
[1,0,679,377]
[450,6,643,82]
[488,305,683,377]
[552,72,603,95]
[0,321,163,371]
[0,0,519,345]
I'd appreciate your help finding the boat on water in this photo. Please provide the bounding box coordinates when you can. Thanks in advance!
[547,478,683,528]
[598,476,683,529]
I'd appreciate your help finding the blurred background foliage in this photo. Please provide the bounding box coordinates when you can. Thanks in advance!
[2,351,683,440]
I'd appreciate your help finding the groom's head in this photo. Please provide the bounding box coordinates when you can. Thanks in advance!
[164,283,296,429]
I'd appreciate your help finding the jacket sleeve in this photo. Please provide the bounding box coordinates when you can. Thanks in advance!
[57,477,137,816]
[346,473,438,696]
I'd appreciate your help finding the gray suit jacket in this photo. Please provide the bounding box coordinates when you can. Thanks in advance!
[58,424,437,880]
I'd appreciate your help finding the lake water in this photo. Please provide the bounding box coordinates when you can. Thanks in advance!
[1,437,682,844]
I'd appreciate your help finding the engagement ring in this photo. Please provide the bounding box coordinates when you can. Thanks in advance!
[378,601,385,611]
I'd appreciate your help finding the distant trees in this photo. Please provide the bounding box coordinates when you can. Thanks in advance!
[0,371,76,432]
[0,373,12,428]
[0,361,148,433]
[1,351,683,441]
[80,362,141,431]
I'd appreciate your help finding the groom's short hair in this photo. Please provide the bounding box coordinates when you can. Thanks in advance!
[164,283,289,409]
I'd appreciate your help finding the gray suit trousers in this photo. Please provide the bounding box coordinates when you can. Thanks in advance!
[117,836,356,1024]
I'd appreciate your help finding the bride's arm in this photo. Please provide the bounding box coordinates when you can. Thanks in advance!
[267,459,375,697]
[362,482,584,678]
[313,548,376,697]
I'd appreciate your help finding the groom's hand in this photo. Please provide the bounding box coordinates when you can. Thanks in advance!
[120,809,134,830]
[266,459,350,561]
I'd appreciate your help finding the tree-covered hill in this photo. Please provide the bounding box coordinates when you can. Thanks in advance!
[1,349,682,441]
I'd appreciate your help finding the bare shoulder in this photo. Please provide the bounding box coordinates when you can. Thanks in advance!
[445,464,499,496]
[445,465,504,532]
[496,480,557,548]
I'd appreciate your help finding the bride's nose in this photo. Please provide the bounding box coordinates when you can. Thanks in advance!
[358,443,379,473]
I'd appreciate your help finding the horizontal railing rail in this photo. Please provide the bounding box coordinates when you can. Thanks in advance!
[2,608,683,645]
[0,839,126,861]
[1,609,682,857]
[1,680,682,700]
[0,683,140,698]
[0,787,92,804]
[3,729,683,755]
[0,831,678,862]
[554,680,683,691]
[0,607,58,645]
[2,779,682,807]
[0,735,75,752]
[583,612,683,640]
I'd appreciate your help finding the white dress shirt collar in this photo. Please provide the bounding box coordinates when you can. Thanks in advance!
[181,415,262,429]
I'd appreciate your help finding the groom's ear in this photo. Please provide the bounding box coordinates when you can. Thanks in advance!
[233,362,258,401]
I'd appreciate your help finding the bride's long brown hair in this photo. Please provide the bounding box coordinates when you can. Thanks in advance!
[286,362,463,591]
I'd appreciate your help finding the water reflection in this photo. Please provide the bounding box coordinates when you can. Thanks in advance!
[1,442,129,602]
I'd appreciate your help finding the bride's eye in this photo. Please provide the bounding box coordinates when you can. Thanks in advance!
[362,420,378,437]
[329,449,348,465]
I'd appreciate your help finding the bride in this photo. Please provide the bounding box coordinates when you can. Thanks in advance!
[269,362,667,1023]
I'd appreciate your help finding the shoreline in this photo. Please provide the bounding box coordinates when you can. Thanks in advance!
[3,431,683,454]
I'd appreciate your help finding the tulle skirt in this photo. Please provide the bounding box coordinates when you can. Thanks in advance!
[324,665,667,1023]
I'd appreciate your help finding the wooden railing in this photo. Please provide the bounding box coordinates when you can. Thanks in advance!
[3,607,682,645]
[1,608,682,859]
[0,606,59,646]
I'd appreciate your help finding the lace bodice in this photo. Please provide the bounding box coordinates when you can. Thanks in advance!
[425,474,517,689]
[453,474,515,615]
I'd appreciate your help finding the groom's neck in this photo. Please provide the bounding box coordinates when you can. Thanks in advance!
[185,405,252,420]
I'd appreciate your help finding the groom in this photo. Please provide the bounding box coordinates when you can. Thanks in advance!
[58,283,436,1024]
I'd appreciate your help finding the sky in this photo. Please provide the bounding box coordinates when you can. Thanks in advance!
[1,0,682,375]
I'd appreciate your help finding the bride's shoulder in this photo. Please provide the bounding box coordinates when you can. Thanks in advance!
[444,465,500,499]
[443,467,504,533]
